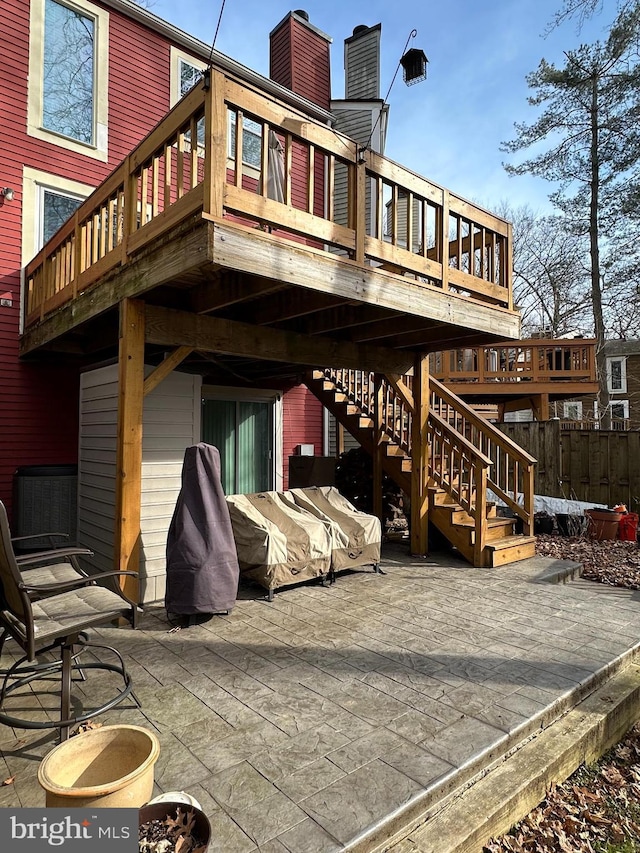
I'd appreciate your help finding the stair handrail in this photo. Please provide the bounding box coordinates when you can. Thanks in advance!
[430,376,536,533]
[322,366,536,546]
[428,409,493,564]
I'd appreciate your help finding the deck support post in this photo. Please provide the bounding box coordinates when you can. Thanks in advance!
[373,373,384,523]
[114,298,145,602]
[531,394,550,422]
[411,354,430,557]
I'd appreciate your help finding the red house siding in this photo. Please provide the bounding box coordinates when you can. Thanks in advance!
[282,385,324,489]
[0,0,191,518]
[270,14,331,111]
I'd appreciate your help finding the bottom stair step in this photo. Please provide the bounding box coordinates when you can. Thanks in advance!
[486,535,537,568]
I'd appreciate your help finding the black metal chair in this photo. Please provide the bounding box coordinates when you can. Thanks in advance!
[3,500,94,591]
[0,501,140,741]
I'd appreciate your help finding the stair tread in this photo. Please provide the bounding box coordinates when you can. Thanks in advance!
[486,534,536,550]
[446,516,515,529]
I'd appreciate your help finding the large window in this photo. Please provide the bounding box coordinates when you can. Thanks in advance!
[28,0,108,160]
[43,0,94,143]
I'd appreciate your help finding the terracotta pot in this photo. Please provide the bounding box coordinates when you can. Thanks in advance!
[585,508,622,541]
[38,724,160,808]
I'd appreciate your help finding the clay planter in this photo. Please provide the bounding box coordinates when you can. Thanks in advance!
[585,508,622,542]
[38,724,160,808]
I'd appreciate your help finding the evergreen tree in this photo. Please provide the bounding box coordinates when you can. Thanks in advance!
[502,4,640,425]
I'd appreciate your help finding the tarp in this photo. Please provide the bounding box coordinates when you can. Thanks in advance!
[226,491,331,592]
[165,443,239,615]
[286,486,381,571]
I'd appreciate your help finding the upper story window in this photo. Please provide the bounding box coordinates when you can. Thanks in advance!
[170,47,207,107]
[228,113,262,170]
[179,59,203,97]
[607,356,627,393]
[43,0,94,143]
[28,0,109,161]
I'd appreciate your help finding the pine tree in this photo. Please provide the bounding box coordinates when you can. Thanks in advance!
[501,4,640,426]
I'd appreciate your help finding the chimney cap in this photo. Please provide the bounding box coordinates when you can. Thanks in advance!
[270,10,332,43]
[344,22,381,45]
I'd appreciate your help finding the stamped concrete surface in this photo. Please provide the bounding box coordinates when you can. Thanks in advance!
[1,545,640,853]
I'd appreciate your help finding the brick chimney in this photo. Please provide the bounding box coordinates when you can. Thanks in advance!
[269,10,332,111]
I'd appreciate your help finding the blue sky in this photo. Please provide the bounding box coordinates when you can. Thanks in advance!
[148,0,617,214]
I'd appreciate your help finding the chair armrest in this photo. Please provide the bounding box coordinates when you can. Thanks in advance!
[17,547,93,568]
[12,532,70,548]
[22,570,141,609]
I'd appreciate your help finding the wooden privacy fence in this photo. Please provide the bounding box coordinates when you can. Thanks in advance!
[498,421,640,510]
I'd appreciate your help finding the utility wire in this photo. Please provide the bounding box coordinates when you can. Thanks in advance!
[362,28,417,154]
[208,0,228,67]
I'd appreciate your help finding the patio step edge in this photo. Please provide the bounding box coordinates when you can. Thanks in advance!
[377,659,640,853]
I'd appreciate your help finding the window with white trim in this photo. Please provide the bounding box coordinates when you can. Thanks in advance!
[28,0,109,160]
[563,401,583,420]
[611,400,629,420]
[170,48,207,107]
[22,168,94,265]
[41,188,84,246]
[607,356,627,393]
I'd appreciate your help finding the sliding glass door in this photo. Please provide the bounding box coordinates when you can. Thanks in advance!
[201,397,274,495]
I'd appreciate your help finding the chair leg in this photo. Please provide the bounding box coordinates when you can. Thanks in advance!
[60,642,73,742]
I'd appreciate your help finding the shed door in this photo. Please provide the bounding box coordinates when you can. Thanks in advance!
[201,398,273,494]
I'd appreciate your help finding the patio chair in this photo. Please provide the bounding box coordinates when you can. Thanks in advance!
[1,500,92,592]
[0,502,140,741]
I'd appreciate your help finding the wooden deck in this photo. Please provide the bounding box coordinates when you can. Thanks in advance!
[21,67,520,372]
[429,340,599,420]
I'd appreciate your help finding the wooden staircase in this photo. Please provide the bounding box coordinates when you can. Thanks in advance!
[306,368,537,568]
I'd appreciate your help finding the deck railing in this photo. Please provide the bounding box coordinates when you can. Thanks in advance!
[25,68,513,328]
[325,368,535,561]
[430,340,597,384]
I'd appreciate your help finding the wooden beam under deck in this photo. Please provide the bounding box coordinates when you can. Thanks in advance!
[144,305,414,375]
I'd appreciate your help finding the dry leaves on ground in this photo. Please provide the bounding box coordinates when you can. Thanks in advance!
[536,535,640,590]
[484,723,640,852]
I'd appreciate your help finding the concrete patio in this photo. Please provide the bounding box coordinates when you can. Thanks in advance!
[1,544,640,852]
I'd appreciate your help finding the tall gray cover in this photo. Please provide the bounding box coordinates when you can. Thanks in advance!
[166,443,239,614]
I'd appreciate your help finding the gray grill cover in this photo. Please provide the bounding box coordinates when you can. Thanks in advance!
[165,443,239,614]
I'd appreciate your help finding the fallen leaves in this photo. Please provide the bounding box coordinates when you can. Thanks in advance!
[483,723,640,852]
[2,776,15,786]
[536,534,640,589]
[139,806,207,853]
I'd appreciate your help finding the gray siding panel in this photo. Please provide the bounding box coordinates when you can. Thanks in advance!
[345,28,381,100]
[78,364,202,603]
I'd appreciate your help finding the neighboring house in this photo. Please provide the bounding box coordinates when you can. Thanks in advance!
[560,340,640,430]
[0,2,345,526]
